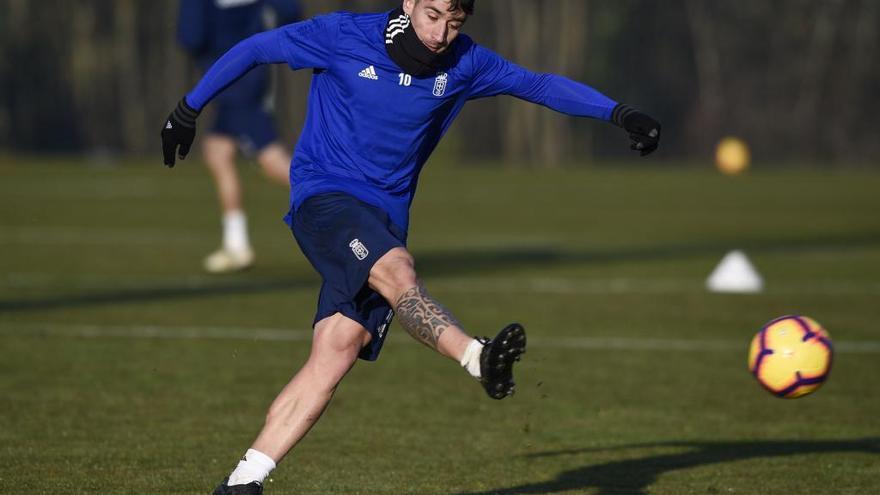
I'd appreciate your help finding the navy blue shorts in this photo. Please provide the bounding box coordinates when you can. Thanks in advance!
[208,66,277,154]
[210,103,278,154]
[290,193,407,361]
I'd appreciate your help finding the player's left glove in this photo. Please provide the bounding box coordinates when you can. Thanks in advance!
[612,104,661,156]
[161,97,200,167]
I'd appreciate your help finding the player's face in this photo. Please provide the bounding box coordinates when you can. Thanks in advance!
[404,0,467,54]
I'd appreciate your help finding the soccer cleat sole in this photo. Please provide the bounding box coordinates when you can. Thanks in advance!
[211,477,263,495]
[481,323,527,400]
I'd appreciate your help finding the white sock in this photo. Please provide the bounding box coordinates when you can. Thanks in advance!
[460,339,484,379]
[222,210,250,252]
[227,448,276,486]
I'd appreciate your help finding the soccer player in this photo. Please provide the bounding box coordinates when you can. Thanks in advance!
[177,0,301,274]
[161,1,660,493]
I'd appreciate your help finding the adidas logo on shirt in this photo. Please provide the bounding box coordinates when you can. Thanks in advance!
[358,65,379,80]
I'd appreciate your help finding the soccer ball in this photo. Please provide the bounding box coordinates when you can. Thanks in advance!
[748,315,833,398]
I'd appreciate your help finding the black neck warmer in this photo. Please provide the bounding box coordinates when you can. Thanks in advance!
[385,8,451,77]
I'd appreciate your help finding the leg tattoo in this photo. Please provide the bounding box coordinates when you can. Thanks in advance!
[395,284,462,351]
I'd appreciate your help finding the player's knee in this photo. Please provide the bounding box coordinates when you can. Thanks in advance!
[317,319,370,356]
[265,318,365,426]
[257,143,284,164]
[202,136,236,166]
[255,145,291,186]
[370,249,417,301]
[318,335,359,356]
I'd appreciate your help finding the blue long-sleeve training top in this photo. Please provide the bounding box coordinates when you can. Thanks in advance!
[186,10,618,233]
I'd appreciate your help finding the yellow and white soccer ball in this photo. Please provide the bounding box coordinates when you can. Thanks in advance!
[748,315,833,398]
[715,137,751,175]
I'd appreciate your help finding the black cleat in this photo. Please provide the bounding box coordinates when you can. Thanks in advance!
[478,323,527,400]
[212,478,263,495]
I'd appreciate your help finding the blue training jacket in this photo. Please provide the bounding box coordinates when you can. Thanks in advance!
[185,10,618,233]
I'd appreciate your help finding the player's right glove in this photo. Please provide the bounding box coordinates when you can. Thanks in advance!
[161,97,200,167]
[612,104,661,156]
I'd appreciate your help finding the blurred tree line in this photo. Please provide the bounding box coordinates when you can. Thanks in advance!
[1,0,877,165]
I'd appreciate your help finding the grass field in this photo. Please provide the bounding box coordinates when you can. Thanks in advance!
[1,157,879,494]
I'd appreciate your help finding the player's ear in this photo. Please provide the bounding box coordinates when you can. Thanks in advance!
[403,0,416,16]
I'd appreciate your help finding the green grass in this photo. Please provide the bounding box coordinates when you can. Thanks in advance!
[1,157,879,494]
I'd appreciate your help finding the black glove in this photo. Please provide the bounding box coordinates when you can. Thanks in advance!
[161,98,200,167]
[612,104,661,156]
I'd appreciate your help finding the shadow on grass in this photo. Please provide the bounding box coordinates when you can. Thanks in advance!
[455,438,880,495]
[2,231,879,312]
[0,277,317,312]
[415,230,880,278]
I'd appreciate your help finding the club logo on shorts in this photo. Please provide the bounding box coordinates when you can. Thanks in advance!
[433,72,448,97]
[349,239,369,261]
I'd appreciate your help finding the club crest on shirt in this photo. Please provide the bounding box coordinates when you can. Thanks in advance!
[349,239,369,261]
[433,72,448,97]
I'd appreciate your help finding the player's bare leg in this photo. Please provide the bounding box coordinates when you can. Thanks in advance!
[202,134,254,273]
[252,313,369,460]
[255,142,291,187]
[368,248,471,359]
[214,313,370,493]
[203,134,243,214]
[369,247,526,399]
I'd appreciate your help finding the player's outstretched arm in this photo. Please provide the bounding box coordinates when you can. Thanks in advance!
[535,76,662,156]
[468,46,662,156]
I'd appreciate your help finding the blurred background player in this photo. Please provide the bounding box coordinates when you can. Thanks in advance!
[177,0,301,273]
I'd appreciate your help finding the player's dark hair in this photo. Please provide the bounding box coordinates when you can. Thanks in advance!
[416,0,474,15]
[458,0,475,15]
